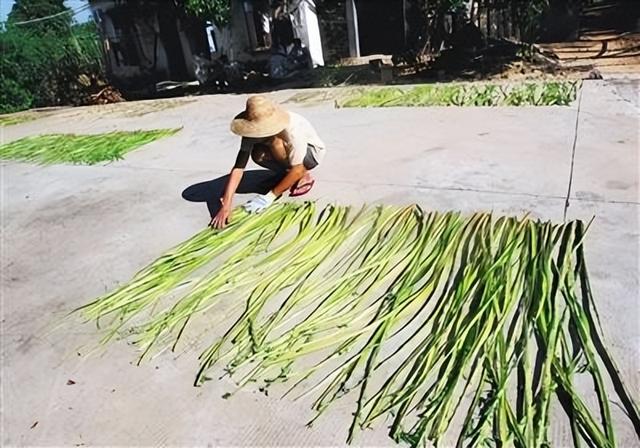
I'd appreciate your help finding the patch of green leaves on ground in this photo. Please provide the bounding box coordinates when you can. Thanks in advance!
[0,112,38,127]
[0,128,180,165]
[75,202,639,447]
[337,81,580,108]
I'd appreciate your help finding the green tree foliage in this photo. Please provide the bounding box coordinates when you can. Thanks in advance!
[182,0,231,27]
[0,77,34,113]
[0,0,104,114]
[7,0,71,34]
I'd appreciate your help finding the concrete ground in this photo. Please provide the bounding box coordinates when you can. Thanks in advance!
[1,79,638,446]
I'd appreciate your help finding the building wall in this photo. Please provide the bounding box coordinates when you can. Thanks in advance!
[317,0,350,63]
[134,15,170,78]
[214,0,324,66]
[178,19,196,76]
[89,0,206,86]
[220,0,253,62]
[91,0,164,80]
[288,0,324,66]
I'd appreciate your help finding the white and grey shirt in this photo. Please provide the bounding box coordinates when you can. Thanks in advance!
[240,112,326,168]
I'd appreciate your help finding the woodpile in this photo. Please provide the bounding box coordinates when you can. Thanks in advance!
[88,86,125,105]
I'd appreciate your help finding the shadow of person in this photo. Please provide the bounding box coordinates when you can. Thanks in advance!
[182,169,283,216]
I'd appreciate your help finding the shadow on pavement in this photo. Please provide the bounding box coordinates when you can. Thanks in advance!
[182,169,283,216]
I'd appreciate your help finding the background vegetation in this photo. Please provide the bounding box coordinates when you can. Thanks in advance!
[180,0,232,26]
[0,0,580,114]
[0,0,104,113]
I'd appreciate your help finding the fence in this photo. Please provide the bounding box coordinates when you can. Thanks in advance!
[469,0,582,43]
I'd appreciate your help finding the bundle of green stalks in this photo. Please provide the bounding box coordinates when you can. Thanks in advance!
[0,128,179,165]
[337,81,580,108]
[76,202,639,447]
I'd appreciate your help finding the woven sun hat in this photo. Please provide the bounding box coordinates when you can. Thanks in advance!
[230,95,290,138]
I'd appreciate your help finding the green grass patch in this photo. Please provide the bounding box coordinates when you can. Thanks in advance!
[0,112,39,126]
[0,128,180,165]
[338,81,580,108]
[74,202,638,447]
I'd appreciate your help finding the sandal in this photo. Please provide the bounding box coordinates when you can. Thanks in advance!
[290,178,315,197]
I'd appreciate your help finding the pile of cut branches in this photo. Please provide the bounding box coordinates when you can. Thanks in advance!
[76,203,639,446]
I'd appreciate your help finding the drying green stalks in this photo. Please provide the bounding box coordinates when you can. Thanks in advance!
[337,81,580,108]
[76,202,639,447]
[0,112,38,127]
[0,128,179,165]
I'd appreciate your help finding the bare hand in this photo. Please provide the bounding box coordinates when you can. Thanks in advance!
[209,206,231,229]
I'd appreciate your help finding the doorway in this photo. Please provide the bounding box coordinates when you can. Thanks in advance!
[355,0,405,55]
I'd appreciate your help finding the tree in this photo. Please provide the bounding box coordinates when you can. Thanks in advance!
[7,0,72,34]
[0,0,104,113]
[181,0,231,27]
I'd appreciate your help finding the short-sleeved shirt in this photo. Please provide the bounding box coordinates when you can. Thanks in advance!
[240,111,325,167]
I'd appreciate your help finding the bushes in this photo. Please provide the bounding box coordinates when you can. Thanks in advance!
[0,8,104,113]
[0,77,33,114]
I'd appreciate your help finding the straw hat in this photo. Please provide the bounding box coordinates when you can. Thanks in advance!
[230,95,290,138]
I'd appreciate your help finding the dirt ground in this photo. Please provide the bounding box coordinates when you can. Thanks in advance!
[539,32,640,76]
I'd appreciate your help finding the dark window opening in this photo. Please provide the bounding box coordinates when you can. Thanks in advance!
[355,0,404,56]
[109,10,141,66]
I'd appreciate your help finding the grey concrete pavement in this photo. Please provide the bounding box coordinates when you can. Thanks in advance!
[1,80,638,446]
